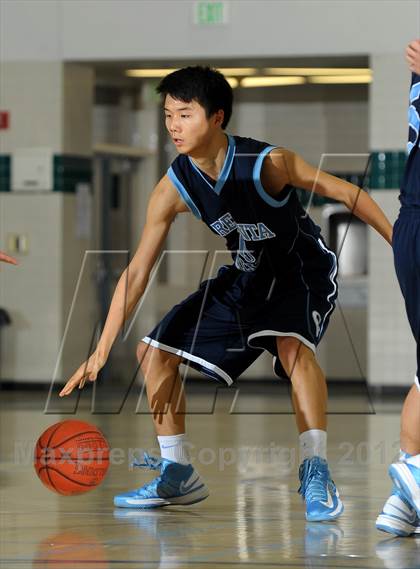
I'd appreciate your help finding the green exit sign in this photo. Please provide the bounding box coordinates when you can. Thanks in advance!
[194,1,229,25]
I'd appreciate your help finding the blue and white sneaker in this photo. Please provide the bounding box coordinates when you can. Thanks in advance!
[389,459,420,517]
[298,457,344,522]
[376,487,420,537]
[114,453,209,509]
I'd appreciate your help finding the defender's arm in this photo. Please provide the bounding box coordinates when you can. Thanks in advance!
[0,251,18,265]
[96,174,188,359]
[60,175,188,396]
[262,149,393,245]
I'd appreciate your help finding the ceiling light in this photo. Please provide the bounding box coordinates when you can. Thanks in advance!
[265,67,371,76]
[217,67,257,76]
[225,77,239,88]
[241,76,305,88]
[308,74,372,84]
[126,69,177,78]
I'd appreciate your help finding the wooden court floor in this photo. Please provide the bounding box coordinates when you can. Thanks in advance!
[1,384,419,568]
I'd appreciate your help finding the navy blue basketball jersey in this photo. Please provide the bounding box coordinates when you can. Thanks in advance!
[400,72,420,209]
[167,135,328,276]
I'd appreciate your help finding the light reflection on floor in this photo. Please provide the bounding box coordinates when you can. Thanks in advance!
[1,386,419,568]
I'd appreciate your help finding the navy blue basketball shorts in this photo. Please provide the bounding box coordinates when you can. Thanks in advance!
[393,210,420,391]
[142,250,338,385]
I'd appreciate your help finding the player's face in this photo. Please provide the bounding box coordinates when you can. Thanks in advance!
[164,95,221,154]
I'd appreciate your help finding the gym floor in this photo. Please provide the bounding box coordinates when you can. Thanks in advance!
[1,382,419,569]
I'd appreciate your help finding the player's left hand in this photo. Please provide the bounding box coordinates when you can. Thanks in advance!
[0,251,18,265]
[406,39,420,74]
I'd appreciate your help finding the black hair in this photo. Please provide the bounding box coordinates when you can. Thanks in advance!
[156,66,233,129]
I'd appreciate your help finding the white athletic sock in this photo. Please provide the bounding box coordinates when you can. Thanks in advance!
[299,429,327,462]
[157,433,190,465]
[405,454,420,468]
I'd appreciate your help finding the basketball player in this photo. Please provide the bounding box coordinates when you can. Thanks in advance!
[0,251,17,265]
[60,66,393,521]
[376,39,420,537]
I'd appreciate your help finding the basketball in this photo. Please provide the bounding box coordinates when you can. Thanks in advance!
[34,420,110,495]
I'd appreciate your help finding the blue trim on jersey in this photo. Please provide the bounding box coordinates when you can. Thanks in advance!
[411,80,420,103]
[408,105,419,153]
[188,159,214,190]
[188,134,236,196]
[214,135,235,195]
[253,146,292,207]
[167,166,202,219]
[408,78,420,153]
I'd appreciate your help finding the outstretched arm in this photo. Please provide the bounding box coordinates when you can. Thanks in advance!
[94,176,185,359]
[262,149,393,245]
[0,251,18,265]
[59,175,189,396]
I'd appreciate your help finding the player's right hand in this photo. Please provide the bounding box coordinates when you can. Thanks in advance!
[0,251,18,265]
[406,39,420,74]
[59,351,107,397]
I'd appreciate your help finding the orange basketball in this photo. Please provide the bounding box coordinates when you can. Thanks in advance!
[34,420,110,495]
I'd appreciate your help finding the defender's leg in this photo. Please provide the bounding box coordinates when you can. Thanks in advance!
[387,384,420,520]
[137,341,185,435]
[379,210,420,535]
[276,337,327,433]
[400,384,420,457]
[276,336,343,522]
[113,342,209,508]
